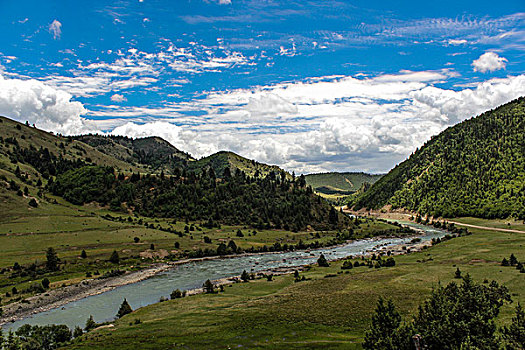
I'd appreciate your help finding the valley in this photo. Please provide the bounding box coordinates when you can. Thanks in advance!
[0,99,524,349]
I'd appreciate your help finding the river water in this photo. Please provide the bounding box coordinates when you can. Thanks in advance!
[5,222,446,332]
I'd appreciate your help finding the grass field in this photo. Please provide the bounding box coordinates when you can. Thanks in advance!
[63,224,525,350]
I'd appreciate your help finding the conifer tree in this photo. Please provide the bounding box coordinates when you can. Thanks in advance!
[45,247,59,271]
[85,315,97,331]
[109,250,120,264]
[116,299,133,318]
[317,253,330,267]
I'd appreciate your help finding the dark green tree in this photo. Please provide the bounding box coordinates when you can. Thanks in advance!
[412,275,510,349]
[241,270,250,282]
[317,253,330,267]
[41,278,50,289]
[170,289,183,299]
[116,299,133,318]
[502,303,525,349]
[84,315,97,331]
[45,247,59,271]
[73,326,83,338]
[80,250,87,259]
[203,279,215,294]
[363,297,403,350]
[109,250,120,264]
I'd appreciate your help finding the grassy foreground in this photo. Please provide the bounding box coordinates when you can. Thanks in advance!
[64,224,525,350]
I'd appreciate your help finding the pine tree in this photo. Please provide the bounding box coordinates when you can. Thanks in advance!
[73,326,84,338]
[317,253,330,267]
[45,247,59,271]
[85,315,97,331]
[454,267,462,278]
[363,297,402,350]
[109,250,120,264]
[116,299,133,318]
[80,249,87,259]
[241,270,250,282]
[502,303,525,349]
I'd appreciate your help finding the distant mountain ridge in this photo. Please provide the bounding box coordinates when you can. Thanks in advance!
[305,172,383,195]
[352,97,525,220]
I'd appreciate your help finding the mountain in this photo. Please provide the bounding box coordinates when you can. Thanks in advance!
[188,151,287,179]
[0,117,147,175]
[352,97,525,219]
[73,134,194,174]
[0,116,350,230]
[305,172,383,197]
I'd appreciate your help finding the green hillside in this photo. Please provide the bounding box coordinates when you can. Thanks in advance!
[188,151,287,179]
[73,134,194,174]
[352,97,525,219]
[0,116,350,231]
[305,172,383,195]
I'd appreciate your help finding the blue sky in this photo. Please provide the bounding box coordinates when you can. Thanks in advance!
[0,0,524,173]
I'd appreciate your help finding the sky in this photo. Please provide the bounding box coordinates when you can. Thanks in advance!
[0,0,524,174]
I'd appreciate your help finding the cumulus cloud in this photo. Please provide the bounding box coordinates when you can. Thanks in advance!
[110,94,127,102]
[472,52,508,73]
[49,20,62,40]
[98,72,525,173]
[0,74,95,134]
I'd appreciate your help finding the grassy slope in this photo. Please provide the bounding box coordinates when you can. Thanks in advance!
[65,224,525,350]
[0,117,145,174]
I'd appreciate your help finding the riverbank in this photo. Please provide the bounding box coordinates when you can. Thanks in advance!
[2,226,438,328]
[0,263,173,326]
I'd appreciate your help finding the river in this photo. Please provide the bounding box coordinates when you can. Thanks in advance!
[4,222,447,332]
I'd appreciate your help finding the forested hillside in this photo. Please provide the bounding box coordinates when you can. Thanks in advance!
[49,165,348,231]
[0,116,349,231]
[353,97,525,219]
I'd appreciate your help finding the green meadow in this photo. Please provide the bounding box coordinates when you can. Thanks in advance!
[64,224,525,350]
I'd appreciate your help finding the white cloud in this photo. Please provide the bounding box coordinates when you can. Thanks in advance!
[98,72,525,173]
[0,74,95,134]
[447,39,467,45]
[472,52,508,73]
[49,20,62,40]
[110,94,127,102]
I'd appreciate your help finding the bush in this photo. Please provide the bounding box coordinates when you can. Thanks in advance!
[170,289,183,299]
